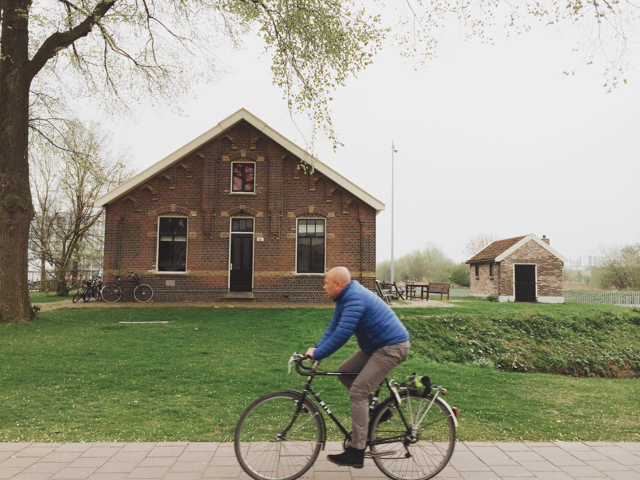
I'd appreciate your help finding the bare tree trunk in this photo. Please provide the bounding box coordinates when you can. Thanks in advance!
[40,257,46,292]
[0,0,34,322]
[55,269,67,296]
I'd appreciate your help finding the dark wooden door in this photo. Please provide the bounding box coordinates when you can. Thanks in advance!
[230,234,253,292]
[514,264,536,302]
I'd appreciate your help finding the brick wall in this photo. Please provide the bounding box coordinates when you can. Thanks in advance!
[499,240,564,299]
[103,120,377,302]
[469,263,498,297]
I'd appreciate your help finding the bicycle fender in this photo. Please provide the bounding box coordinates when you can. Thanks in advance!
[434,396,459,428]
[283,388,303,396]
[282,389,327,449]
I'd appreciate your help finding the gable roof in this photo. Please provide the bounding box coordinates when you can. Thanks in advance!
[466,236,526,263]
[466,234,568,263]
[94,108,385,213]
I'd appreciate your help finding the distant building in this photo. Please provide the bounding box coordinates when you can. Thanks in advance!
[466,234,567,303]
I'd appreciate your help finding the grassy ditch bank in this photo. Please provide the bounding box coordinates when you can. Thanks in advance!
[402,299,640,377]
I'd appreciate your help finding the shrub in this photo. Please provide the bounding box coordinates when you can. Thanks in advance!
[592,243,640,289]
[376,244,455,282]
[449,262,470,287]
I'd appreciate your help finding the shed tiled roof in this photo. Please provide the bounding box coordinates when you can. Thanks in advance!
[467,236,526,262]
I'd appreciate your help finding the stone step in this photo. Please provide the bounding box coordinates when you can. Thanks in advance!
[222,292,256,302]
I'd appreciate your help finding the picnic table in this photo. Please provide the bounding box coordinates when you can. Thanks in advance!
[404,282,429,301]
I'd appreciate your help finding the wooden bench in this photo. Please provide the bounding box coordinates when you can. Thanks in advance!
[375,280,393,304]
[379,281,405,301]
[428,282,451,300]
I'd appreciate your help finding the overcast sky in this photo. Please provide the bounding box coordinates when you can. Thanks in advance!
[97,17,640,266]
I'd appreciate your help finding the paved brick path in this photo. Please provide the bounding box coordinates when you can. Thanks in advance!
[1,441,640,480]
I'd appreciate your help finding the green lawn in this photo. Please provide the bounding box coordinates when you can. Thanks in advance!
[1,302,639,443]
[30,291,76,304]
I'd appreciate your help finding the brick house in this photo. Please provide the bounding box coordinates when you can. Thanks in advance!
[94,109,384,302]
[466,234,567,303]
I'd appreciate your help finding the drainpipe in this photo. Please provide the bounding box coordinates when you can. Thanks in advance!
[496,262,500,301]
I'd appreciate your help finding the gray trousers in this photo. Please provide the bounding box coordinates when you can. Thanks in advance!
[337,341,410,449]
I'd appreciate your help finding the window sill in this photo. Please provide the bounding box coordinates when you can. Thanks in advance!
[230,192,257,195]
[294,273,326,277]
[154,271,188,275]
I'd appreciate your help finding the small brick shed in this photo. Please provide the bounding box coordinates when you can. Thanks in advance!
[94,109,384,302]
[466,234,568,303]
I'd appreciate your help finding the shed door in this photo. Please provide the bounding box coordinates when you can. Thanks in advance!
[514,264,536,302]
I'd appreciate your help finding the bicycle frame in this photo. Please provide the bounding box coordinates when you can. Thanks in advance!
[282,361,411,451]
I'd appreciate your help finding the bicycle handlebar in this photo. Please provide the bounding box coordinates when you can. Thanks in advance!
[288,352,320,375]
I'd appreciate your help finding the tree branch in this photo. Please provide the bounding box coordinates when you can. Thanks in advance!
[27,0,118,80]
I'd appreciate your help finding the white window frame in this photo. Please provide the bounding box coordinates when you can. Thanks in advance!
[228,217,255,290]
[295,217,326,275]
[156,216,189,274]
[230,161,257,194]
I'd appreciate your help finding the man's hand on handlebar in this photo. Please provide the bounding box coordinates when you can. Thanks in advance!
[305,347,316,359]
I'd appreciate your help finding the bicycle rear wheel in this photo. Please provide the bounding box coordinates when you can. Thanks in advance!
[72,289,84,303]
[133,284,154,302]
[235,391,323,480]
[101,284,123,303]
[369,392,455,480]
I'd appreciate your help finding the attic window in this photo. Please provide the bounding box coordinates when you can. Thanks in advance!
[232,163,255,193]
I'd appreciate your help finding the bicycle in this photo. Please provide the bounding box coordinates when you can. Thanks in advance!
[235,347,458,480]
[72,280,91,304]
[82,277,103,302]
[101,272,154,303]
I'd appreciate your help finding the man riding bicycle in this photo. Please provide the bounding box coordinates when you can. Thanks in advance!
[306,266,410,469]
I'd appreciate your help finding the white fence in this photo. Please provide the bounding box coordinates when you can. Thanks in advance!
[564,291,640,307]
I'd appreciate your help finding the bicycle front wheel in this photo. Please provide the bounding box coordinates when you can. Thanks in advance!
[82,288,93,302]
[101,284,123,303]
[369,393,456,480]
[235,391,323,480]
[133,284,154,302]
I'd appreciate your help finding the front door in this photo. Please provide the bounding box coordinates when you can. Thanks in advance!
[229,218,254,292]
[514,264,536,302]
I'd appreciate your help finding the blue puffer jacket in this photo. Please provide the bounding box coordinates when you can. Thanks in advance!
[313,281,409,360]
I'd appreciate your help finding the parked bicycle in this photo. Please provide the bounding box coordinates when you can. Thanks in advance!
[82,277,103,302]
[235,347,458,480]
[101,272,154,303]
[72,280,91,304]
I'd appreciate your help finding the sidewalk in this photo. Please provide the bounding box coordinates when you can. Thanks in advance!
[1,441,640,480]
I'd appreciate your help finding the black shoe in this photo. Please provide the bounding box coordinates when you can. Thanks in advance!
[327,447,364,468]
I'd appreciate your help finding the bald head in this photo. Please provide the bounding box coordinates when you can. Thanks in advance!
[327,267,351,284]
[323,267,351,300]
